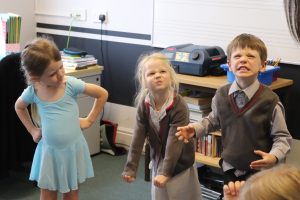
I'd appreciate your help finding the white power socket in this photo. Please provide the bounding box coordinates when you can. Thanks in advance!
[69,9,86,21]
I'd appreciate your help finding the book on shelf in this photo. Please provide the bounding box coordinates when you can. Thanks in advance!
[187,102,211,112]
[61,51,98,70]
[183,94,212,112]
[1,13,21,44]
[61,52,96,63]
[197,131,222,158]
[0,13,21,57]
[183,95,212,106]
[63,59,98,70]
[189,107,211,122]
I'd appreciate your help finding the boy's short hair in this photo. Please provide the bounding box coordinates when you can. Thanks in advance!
[226,33,267,62]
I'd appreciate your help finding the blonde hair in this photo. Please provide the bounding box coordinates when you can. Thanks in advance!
[134,52,178,106]
[226,33,267,62]
[239,164,300,200]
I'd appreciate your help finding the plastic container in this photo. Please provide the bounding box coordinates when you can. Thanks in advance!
[220,64,280,85]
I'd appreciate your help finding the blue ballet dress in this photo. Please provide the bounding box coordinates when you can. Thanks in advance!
[20,76,94,193]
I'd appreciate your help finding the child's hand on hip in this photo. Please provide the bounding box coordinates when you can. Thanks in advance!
[79,118,93,130]
[250,150,278,170]
[31,127,42,143]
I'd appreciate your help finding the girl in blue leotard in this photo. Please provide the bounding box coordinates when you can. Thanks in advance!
[15,38,108,200]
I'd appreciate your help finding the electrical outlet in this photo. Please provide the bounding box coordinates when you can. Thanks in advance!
[92,11,108,23]
[69,9,86,21]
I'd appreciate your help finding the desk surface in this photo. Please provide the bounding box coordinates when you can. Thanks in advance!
[176,74,293,90]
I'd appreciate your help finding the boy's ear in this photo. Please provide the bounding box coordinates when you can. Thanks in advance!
[227,60,233,71]
[259,61,267,73]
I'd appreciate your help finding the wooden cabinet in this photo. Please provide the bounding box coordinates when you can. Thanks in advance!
[65,65,103,155]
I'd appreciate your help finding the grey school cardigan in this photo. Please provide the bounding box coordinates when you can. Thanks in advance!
[122,94,195,178]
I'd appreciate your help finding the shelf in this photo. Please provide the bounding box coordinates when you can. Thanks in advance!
[210,130,221,137]
[176,74,293,91]
[195,152,221,168]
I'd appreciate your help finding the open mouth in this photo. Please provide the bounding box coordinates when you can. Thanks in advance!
[237,66,249,72]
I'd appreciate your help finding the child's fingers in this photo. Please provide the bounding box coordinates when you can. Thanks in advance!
[184,138,189,143]
[175,131,181,137]
[178,135,184,141]
[223,184,231,195]
[122,175,135,183]
[227,181,236,195]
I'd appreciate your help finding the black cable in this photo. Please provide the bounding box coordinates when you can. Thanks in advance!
[99,21,105,124]
[100,22,105,67]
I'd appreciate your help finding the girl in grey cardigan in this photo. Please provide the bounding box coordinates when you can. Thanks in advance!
[122,52,202,200]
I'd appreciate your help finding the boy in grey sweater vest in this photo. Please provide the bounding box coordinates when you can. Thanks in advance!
[176,33,292,185]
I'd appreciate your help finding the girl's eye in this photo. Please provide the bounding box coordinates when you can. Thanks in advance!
[147,72,155,76]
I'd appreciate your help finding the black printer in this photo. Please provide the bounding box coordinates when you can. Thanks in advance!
[161,44,227,76]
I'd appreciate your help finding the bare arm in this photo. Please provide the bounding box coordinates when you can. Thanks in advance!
[80,83,108,129]
[15,98,41,143]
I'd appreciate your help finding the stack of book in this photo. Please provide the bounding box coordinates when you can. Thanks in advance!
[182,95,212,123]
[61,51,98,70]
[0,13,21,58]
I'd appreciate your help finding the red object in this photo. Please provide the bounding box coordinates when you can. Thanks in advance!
[100,120,118,144]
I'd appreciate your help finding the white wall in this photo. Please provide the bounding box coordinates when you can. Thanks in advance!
[103,102,136,148]
[0,0,36,48]
[153,0,300,64]
[35,0,153,46]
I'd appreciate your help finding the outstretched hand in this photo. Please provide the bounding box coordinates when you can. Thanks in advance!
[250,150,278,170]
[122,174,135,183]
[175,124,195,143]
[223,181,245,200]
